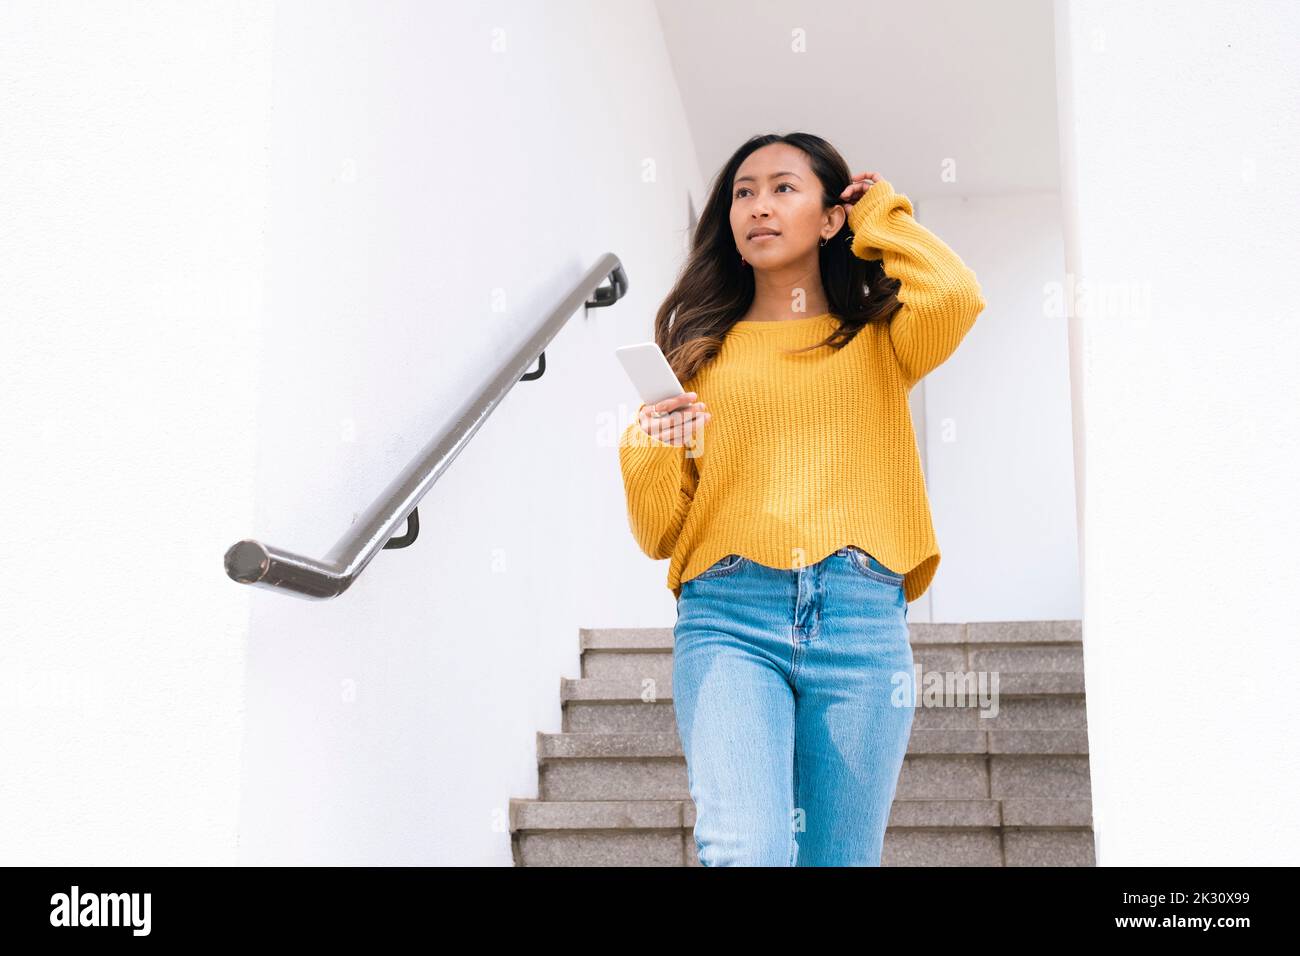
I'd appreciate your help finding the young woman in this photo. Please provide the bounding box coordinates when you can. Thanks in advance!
[617,132,986,866]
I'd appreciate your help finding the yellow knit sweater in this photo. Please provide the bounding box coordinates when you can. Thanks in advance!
[618,177,986,603]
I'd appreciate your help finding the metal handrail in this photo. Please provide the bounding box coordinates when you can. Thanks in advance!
[224,253,629,599]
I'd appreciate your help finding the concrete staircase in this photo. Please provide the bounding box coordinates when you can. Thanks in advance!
[509,621,1094,866]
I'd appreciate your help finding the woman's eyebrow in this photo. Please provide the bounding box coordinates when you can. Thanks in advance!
[734,170,804,184]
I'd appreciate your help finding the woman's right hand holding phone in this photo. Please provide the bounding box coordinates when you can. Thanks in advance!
[637,392,710,446]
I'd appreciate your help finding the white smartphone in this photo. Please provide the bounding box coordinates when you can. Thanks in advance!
[614,341,689,409]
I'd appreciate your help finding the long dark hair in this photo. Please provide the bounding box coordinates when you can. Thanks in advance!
[655,132,902,385]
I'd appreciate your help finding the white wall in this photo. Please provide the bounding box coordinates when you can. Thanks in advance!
[917,192,1081,623]
[0,2,272,864]
[1054,0,1300,864]
[239,0,702,863]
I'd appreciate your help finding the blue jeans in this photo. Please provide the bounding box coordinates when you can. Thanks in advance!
[672,547,915,866]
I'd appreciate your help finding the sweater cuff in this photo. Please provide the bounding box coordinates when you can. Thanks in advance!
[619,418,686,470]
[848,178,913,261]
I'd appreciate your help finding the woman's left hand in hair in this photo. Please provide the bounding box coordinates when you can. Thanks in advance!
[839,171,882,217]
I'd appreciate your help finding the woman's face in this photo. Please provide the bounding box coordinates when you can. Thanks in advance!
[729,143,833,268]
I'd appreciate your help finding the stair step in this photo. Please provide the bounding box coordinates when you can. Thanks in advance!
[579,620,1083,651]
[1002,798,1095,827]
[511,797,1092,831]
[580,650,1085,683]
[580,627,673,650]
[508,797,1094,866]
[883,829,1006,866]
[560,695,1088,735]
[538,731,682,759]
[562,672,1085,703]
[563,700,679,734]
[1002,829,1097,865]
[536,751,1091,802]
[540,757,687,801]
[534,729,1089,761]
[914,696,1088,730]
[510,798,690,831]
[514,830,688,867]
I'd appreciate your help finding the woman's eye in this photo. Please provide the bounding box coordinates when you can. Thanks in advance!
[735,184,794,199]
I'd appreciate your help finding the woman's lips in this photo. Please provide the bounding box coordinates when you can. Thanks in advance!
[749,232,781,242]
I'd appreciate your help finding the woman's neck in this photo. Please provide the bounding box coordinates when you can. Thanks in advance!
[741,299,831,322]
[745,269,830,322]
